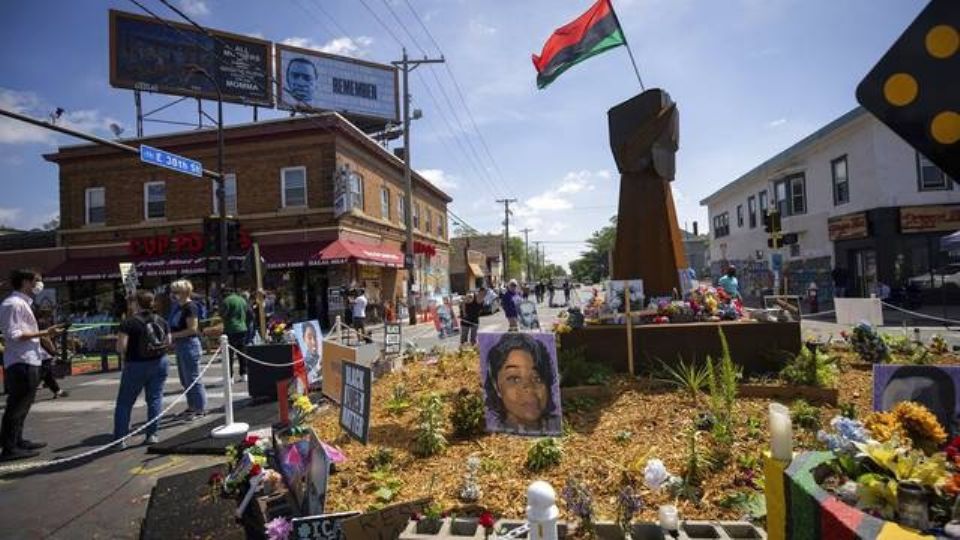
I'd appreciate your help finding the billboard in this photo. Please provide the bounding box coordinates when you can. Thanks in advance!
[109,9,273,105]
[276,43,399,123]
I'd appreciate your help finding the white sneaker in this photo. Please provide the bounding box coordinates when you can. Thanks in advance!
[116,439,127,450]
[145,434,159,445]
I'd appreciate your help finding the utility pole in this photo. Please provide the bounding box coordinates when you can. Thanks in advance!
[393,48,445,326]
[520,228,533,282]
[534,241,543,279]
[497,199,518,281]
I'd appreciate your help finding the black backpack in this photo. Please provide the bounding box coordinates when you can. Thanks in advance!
[134,313,169,359]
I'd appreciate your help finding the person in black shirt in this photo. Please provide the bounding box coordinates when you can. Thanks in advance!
[460,291,483,346]
[169,279,207,419]
[113,291,170,447]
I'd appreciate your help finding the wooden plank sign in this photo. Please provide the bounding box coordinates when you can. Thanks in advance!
[321,341,356,404]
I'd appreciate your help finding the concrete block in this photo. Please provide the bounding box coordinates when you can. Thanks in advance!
[397,518,764,540]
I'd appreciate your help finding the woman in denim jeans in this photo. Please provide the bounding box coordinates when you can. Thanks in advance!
[169,279,206,420]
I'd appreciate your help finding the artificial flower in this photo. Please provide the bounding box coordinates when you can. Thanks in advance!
[945,436,960,464]
[208,471,224,486]
[264,517,293,540]
[643,459,671,491]
[250,463,263,477]
[863,411,907,444]
[478,511,496,529]
[321,441,347,464]
[856,472,898,520]
[243,434,261,447]
[892,401,947,452]
[817,416,869,452]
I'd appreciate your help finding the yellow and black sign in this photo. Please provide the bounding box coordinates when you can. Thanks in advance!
[856,0,958,180]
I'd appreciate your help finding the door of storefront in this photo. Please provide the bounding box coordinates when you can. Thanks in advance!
[851,249,878,298]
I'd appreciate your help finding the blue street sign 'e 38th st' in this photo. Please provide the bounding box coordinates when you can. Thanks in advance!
[139,144,203,178]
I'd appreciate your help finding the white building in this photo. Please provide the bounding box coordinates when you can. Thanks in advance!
[700,107,959,300]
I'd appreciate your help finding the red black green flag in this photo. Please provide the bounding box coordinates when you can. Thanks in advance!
[532,0,627,89]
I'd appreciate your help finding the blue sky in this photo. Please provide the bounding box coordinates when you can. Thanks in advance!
[0,0,924,268]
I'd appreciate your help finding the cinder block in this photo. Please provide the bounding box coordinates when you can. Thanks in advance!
[398,518,764,540]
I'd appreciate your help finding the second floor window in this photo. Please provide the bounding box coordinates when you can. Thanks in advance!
[380,187,390,219]
[736,205,744,228]
[282,166,307,208]
[748,196,757,228]
[350,172,364,211]
[413,203,421,230]
[832,156,850,205]
[775,173,806,216]
[398,194,407,224]
[144,181,165,220]
[713,212,730,238]
[437,214,444,237]
[85,187,105,225]
[212,174,238,216]
[426,209,433,234]
[758,190,768,215]
[917,153,953,191]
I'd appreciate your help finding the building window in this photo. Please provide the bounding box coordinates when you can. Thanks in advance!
[736,205,744,228]
[85,187,105,225]
[144,181,165,220]
[917,152,952,191]
[758,190,768,215]
[212,174,238,216]
[281,166,307,208]
[832,156,850,205]
[413,203,421,230]
[426,209,433,235]
[350,172,364,211]
[748,196,757,228]
[774,173,806,216]
[790,243,800,257]
[712,212,730,238]
[398,194,407,224]
[437,214,444,237]
[380,187,390,219]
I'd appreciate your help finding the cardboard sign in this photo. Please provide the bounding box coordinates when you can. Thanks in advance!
[292,511,362,540]
[119,262,139,297]
[293,320,324,386]
[874,364,960,436]
[341,499,430,540]
[340,362,372,444]
[383,323,402,355]
[322,341,357,404]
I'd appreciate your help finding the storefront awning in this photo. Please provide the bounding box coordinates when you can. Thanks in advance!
[258,241,330,270]
[44,256,206,283]
[468,262,485,276]
[315,239,403,268]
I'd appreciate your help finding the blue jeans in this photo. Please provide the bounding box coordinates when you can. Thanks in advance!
[175,338,207,412]
[113,356,168,439]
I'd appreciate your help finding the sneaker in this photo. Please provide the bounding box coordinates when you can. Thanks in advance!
[17,440,47,450]
[53,390,69,399]
[0,448,39,461]
[145,434,160,445]
[116,439,127,450]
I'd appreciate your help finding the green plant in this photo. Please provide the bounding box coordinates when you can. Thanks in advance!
[365,447,395,471]
[564,396,597,413]
[370,469,403,504]
[559,347,613,387]
[838,402,857,419]
[779,346,839,387]
[614,430,633,445]
[683,426,711,486]
[790,399,821,431]
[526,438,563,471]
[657,354,709,403]
[413,393,447,457]
[705,329,741,445]
[744,416,763,439]
[449,388,485,439]
[384,383,411,415]
[718,491,766,522]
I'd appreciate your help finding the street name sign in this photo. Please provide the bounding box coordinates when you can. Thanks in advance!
[140,144,203,177]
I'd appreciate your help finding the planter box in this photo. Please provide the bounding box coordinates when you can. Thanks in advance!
[737,384,839,405]
[245,343,296,401]
[560,384,614,401]
[399,518,763,539]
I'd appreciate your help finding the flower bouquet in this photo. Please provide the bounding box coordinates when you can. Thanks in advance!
[266,318,289,345]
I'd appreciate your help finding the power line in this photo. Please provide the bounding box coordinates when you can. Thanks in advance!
[288,0,344,41]
[305,0,353,38]
[355,0,406,49]
[401,0,443,53]
[378,0,427,56]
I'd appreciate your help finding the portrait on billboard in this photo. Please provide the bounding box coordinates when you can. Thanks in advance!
[293,320,323,387]
[276,44,399,122]
[479,332,561,437]
[607,279,644,313]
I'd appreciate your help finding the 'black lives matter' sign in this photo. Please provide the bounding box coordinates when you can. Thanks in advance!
[383,323,402,355]
[339,362,371,444]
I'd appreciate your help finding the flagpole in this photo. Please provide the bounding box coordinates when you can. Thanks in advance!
[609,0,646,91]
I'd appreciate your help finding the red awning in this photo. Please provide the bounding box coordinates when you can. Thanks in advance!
[315,239,403,268]
[258,241,330,270]
[44,256,206,283]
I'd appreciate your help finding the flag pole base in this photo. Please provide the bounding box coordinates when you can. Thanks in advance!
[211,422,249,438]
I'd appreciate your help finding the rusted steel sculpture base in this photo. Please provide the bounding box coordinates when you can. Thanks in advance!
[608,89,686,295]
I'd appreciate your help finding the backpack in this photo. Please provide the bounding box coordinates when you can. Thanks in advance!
[135,313,168,359]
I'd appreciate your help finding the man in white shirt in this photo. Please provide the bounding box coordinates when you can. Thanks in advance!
[349,289,372,344]
[0,269,64,461]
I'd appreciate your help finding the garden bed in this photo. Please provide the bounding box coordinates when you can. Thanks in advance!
[736,384,839,406]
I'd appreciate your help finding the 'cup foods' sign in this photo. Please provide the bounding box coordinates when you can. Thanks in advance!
[900,205,960,233]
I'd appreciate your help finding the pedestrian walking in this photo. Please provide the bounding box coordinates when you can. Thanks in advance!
[501,279,523,331]
[562,280,571,306]
[460,292,482,346]
[547,281,555,307]
[220,287,248,383]
[350,288,373,344]
[0,269,65,461]
[169,279,206,420]
[113,291,170,447]
[535,281,545,304]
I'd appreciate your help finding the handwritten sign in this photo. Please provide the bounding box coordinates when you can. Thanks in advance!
[292,511,361,540]
[383,323,402,355]
[341,499,430,540]
[339,362,371,444]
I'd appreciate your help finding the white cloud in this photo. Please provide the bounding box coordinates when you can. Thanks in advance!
[178,0,210,17]
[282,36,374,58]
[418,168,459,191]
[767,118,787,128]
[469,20,497,36]
[0,88,121,145]
[556,169,606,194]
[546,222,569,236]
[525,193,572,212]
[0,208,22,226]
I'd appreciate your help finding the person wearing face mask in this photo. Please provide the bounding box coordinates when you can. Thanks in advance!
[168,279,206,420]
[0,269,65,461]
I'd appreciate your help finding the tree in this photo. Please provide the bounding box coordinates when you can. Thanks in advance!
[569,216,617,283]
[541,263,567,278]
[41,216,60,231]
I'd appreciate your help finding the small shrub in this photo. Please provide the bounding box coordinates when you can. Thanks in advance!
[564,396,597,413]
[657,355,709,403]
[779,346,839,387]
[450,388,485,439]
[706,328,741,445]
[370,469,403,504]
[838,401,857,419]
[365,447,395,471]
[744,416,763,438]
[850,322,889,363]
[526,438,563,471]
[413,393,447,457]
[930,334,949,355]
[790,399,821,431]
[614,430,633,444]
[559,347,613,387]
[384,384,412,415]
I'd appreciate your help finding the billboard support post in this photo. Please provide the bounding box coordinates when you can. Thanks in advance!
[392,48,445,326]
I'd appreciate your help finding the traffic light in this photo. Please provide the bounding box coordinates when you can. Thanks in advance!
[763,210,781,234]
[202,217,219,257]
[767,237,782,249]
[856,0,959,180]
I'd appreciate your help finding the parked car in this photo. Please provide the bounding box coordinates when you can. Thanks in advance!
[907,263,960,289]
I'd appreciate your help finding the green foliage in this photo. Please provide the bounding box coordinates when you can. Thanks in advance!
[779,346,839,387]
[614,430,633,445]
[526,438,563,471]
[384,383,412,415]
[790,399,821,431]
[449,388,486,439]
[838,402,858,419]
[718,491,767,521]
[559,347,613,387]
[370,469,403,505]
[657,355,709,403]
[683,426,711,486]
[364,447,395,471]
[744,416,763,439]
[705,329,741,446]
[564,396,597,413]
[569,215,616,283]
[413,393,447,457]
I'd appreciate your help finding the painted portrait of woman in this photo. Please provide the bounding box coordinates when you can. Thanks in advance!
[480,332,561,436]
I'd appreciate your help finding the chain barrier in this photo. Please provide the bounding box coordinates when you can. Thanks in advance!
[228,345,304,368]
[880,302,960,326]
[497,524,530,539]
[0,346,221,475]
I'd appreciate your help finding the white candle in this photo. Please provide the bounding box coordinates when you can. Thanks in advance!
[769,402,793,462]
[658,505,679,531]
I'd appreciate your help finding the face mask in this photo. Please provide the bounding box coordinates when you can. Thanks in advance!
[31,281,44,296]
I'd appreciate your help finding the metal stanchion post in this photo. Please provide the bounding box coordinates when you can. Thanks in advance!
[211,334,249,438]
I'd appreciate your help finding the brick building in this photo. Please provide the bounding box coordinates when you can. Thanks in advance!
[1,113,451,327]
[449,234,504,293]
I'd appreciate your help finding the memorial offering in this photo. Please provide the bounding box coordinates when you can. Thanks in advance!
[517,300,541,330]
[293,320,324,386]
[340,362,372,444]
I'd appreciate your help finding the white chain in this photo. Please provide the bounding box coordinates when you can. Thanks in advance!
[228,345,304,368]
[881,301,960,326]
[0,346,222,475]
[497,524,530,539]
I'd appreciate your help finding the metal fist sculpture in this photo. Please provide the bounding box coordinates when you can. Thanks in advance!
[608,89,686,295]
